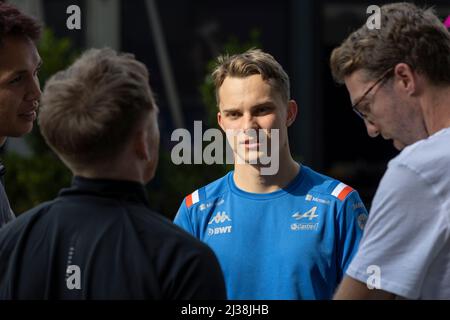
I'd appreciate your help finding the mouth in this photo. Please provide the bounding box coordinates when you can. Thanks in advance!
[18,108,37,121]
[240,139,260,150]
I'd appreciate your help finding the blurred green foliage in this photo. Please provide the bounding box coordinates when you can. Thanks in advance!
[3,153,71,213]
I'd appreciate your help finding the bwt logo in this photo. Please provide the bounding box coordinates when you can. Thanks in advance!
[207,226,232,236]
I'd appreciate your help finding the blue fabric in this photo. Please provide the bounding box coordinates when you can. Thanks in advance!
[174,165,368,299]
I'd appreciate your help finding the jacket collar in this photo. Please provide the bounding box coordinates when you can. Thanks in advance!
[59,176,150,206]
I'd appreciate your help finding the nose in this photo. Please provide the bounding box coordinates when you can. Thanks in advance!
[242,113,259,132]
[365,120,380,138]
[25,75,42,102]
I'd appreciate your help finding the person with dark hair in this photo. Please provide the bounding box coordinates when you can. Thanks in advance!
[0,48,226,300]
[0,2,42,228]
[330,3,450,299]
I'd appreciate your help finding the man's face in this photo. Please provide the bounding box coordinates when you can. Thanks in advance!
[344,69,426,150]
[217,74,295,165]
[0,35,42,144]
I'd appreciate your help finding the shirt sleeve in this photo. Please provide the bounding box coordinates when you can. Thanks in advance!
[345,162,448,299]
[173,198,195,236]
[336,190,368,282]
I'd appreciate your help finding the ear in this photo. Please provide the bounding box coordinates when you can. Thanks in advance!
[393,63,417,96]
[134,128,150,161]
[286,100,298,127]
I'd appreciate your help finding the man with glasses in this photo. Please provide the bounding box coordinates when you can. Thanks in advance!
[350,68,393,121]
[330,3,450,299]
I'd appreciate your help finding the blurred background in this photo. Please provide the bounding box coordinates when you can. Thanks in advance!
[1,0,449,219]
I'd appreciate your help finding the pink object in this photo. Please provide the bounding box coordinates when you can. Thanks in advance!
[444,15,450,28]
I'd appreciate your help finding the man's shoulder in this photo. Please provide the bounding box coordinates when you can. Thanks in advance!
[181,172,232,211]
[301,165,359,204]
[135,207,219,261]
[0,198,213,261]
[392,127,450,172]
[0,199,55,247]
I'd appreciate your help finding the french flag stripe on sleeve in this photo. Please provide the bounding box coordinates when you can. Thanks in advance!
[185,190,200,208]
[331,182,354,201]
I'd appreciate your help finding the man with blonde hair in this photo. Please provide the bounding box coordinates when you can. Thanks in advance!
[0,48,226,300]
[174,49,369,299]
[330,3,450,299]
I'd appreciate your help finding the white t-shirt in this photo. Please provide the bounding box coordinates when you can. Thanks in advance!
[346,127,450,299]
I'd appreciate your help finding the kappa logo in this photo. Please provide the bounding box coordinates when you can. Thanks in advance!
[208,211,231,225]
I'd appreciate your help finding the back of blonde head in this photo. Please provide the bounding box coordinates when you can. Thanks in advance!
[39,48,157,169]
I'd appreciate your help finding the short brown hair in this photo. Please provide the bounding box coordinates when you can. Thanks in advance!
[0,2,42,44]
[39,48,157,168]
[330,2,450,85]
[212,48,291,103]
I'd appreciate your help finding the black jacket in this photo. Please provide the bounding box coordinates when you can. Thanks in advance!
[0,177,226,300]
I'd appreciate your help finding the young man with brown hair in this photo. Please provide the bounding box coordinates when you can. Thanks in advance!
[0,2,42,228]
[0,48,226,300]
[330,3,450,299]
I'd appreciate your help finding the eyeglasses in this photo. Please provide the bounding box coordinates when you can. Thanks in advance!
[351,67,394,120]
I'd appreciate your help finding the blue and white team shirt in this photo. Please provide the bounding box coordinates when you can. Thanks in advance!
[174,165,368,299]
